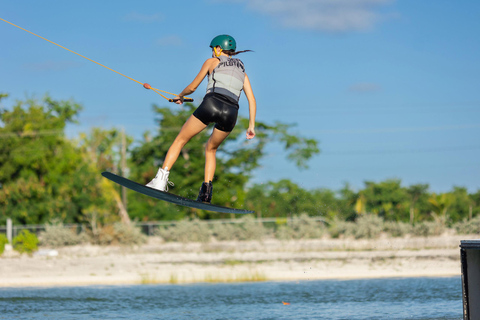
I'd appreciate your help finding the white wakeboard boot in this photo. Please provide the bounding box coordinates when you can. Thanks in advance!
[146,167,174,192]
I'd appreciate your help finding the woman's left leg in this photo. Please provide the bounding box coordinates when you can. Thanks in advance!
[147,115,207,191]
[204,128,231,182]
[163,115,208,170]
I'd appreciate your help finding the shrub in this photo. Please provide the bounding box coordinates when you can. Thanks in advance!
[0,234,8,255]
[275,214,325,240]
[233,215,267,241]
[94,223,147,245]
[95,225,116,245]
[352,214,384,239]
[412,220,445,237]
[211,223,238,241]
[291,214,326,239]
[40,222,86,247]
[158,219,211,243]
[113,223,147,245]
[328,214,384,239]
[328,217,356,238]
[454,216,480,235]
[384,221,412,237]
[13,230,39,254]
[274,225,293,240]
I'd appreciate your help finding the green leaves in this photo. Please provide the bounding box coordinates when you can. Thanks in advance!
[0,95,108,225]
[0,233,8,255]
[0,94,81,181]
[12,230,39,254]
[361,179,410,220]
[268,122,320,169]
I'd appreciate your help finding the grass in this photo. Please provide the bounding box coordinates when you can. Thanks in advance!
[138,272,179,285]
[139,273,159,285]
[138,270,267,284]
[169,273,179,284]
[224,259,243,266]
[203,270,267,283]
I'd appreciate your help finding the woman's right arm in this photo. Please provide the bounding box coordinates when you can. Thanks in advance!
[243,73,256,139]
[175,58,217,104]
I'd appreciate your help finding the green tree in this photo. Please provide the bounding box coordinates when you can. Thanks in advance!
[245,180,316,218]
[0,94,111,225]
[128,103,320,220]
[244,183,277,218]
[337,183,359,221]
[245,182,340,220]
[361,179,409,221]
[448,186,471,223]
[78,127,133,226]
[406,184,429,225]
[428,193,454,225]
[470,190,480,220]
[311,188,343,220]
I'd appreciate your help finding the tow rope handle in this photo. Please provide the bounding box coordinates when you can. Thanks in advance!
[169,98,194,103]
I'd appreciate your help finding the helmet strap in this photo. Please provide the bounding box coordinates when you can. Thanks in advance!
[214,47,223,57]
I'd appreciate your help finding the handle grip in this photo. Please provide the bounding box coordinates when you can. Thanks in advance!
[169,98,194,103]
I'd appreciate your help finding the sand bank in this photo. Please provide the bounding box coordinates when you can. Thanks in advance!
[0,235,470,287]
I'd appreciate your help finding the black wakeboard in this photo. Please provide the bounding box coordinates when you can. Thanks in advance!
[102,172,254,214]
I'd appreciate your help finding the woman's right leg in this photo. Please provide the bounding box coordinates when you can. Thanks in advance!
[204,128,231,182]
[196,128,230,203]
[162,115,207,170]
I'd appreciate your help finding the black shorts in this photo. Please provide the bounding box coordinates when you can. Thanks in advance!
[193,93,239,132]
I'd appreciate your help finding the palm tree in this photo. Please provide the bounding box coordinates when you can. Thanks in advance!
[428,193,454,225]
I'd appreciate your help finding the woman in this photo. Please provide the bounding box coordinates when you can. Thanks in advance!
[146,34,256,204]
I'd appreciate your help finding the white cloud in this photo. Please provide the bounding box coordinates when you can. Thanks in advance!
[156,35,183,47]
[123,12,163,23]
[215,0,396,32]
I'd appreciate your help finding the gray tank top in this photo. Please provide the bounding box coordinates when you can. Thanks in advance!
[206,55,245,102]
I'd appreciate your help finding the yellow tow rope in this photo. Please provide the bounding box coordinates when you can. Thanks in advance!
[0,17,192,102]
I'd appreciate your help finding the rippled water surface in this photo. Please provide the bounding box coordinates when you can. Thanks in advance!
[0,277,462,319]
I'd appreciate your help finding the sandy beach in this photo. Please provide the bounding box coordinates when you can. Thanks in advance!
[0,235,470,287]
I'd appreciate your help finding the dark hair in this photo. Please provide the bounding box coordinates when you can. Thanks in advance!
[222,49,253,56]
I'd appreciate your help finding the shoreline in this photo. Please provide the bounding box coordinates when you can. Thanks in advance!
[0,235,469,287]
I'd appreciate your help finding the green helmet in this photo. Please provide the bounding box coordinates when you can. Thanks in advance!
[210,35,236,51]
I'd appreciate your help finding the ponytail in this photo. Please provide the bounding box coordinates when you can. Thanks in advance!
[223,49,254,56]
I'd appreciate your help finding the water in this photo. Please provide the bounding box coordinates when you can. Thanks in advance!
[0,277,462,320]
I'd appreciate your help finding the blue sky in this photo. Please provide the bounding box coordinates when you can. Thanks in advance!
[1,0,479,193]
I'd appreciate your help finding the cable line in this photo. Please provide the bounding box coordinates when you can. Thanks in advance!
[0,17,192,102]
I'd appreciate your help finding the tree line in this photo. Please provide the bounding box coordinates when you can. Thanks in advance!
[1,93,479,227]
